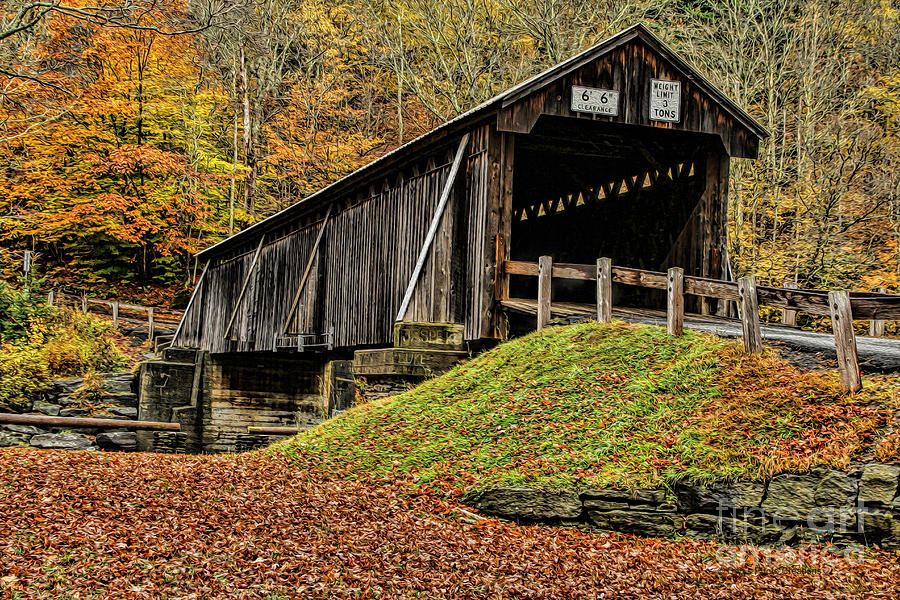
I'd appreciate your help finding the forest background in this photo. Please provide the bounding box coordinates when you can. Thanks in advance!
[0,0,897,306]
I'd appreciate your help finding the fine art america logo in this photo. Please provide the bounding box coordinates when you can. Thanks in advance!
[711,499,875,568]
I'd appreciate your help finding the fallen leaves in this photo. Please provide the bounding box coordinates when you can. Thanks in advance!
[1,448,898,599]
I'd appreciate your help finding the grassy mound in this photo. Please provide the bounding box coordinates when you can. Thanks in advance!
[284,321,899,492]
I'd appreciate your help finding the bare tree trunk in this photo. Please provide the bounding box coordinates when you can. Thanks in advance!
[230,59,238,234]
[239,46,256,215]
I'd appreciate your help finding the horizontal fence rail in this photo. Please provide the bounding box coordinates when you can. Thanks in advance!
[48,290,183,344]
[504,257,899,393]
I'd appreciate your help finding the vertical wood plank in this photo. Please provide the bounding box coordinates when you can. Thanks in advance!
[738,276,762,353]
[492,130,515,338]
[596,257,612,323]
[667,267,684,336]
[148,307,155,341]
[537,255,552,330]
[782,281,798,326]
[870,287,886,337]
[830,290,862,393]
[81,295,88,314]
[112,301,119,327]
[47,290,54,306]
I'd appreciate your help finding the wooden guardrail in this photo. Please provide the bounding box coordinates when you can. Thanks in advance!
[505,257,900,393]
[46,290,183,340]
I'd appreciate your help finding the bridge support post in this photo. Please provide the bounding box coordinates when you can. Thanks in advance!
[738,276,762,354]
[667,267,684,336]
[596,258,612,323]
[537,255,552,330]
[829,290,862,393]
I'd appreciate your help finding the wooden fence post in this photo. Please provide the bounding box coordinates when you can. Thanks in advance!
[738,276,762,353]
[112,301,119,327]
[829,290,862,393]
[782,281,798,326]
[667,267,684,336]
[46,290,54,306]
[596,257,612,323]
[81,295,88,314]
[870,287,886,337]
[537,255,552,330]
[147,307,155,340]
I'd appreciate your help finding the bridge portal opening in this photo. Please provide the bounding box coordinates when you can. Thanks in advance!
[507,116,726,310]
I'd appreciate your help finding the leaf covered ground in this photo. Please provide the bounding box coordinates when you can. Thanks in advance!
[2,449,900,600]
[2,321,899,598]
[286,321,900,492]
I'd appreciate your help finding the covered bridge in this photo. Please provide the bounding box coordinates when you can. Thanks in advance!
[150,24,767,452]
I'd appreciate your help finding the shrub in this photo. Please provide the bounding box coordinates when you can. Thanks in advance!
[0,282,129,410]
[0,279,52,343]
[0,343,52,412]
[39,311,127,377]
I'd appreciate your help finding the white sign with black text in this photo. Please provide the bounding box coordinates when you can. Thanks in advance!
[571,86,620,116]
[650,79,681,123]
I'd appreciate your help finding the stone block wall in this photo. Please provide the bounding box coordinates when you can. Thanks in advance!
[355,375,418,403]
[201,354,327,453]
[0,372,140,452]
[463,464,900,550]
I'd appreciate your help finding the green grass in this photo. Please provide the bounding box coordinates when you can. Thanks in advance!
[282,321,899,493]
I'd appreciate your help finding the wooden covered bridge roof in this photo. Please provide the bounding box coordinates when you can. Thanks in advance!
[197,23,767,262]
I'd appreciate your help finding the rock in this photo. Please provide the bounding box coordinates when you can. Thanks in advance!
[860,510,900,548]
[96,432,138,452]
[100,373,134,395]
[465,488,582,521]
[29,433,94,450]
[587,510,679,538]
[50,378,83,399]
[684,513,771,543]
[582,499,630,511]
[805,506,859,533]
[859,464,900,506]
[100,393,138,408]
[580,488,666,506]
[59,408,90,418]
[31,401,61,416]
[814,470,858,507]
[0,431,31,447]
[111,407,139,418]
[2,424,46,436]
[761,473,818,522]
[675,481,765,512]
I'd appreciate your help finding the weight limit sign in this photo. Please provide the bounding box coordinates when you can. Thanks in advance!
[650,79,681,123]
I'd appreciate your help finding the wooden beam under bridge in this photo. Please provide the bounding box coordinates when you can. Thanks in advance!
[0,413,181,431]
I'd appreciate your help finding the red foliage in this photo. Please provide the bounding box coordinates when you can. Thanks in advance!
[1,449,897,599]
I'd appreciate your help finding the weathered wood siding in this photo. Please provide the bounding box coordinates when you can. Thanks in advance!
[498,37,758,158]
[175,126,493,353]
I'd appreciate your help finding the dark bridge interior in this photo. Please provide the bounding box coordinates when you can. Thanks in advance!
[508,116,717,307]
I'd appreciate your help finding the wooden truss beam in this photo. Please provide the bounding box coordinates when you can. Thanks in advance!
[282,202,334,335]
[396,133,470,322]
[223,236,265,340]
